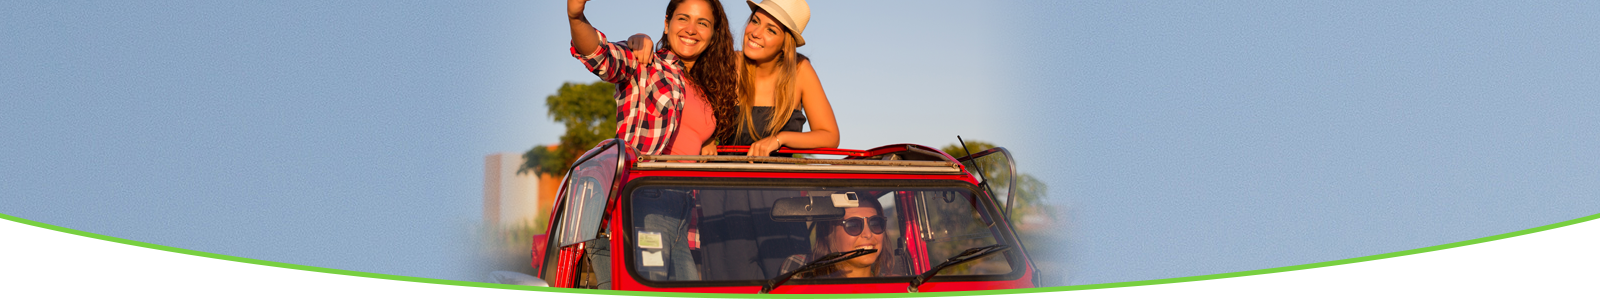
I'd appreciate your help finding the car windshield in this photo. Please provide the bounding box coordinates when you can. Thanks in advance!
[625,179,1017,284]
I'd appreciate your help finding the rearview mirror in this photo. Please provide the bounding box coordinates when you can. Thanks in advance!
[771,196,845,222]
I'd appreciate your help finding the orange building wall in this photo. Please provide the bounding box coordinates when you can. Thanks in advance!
[535,173,560,229]
[534,145,562,232]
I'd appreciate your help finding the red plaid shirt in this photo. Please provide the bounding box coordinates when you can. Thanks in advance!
[572,30,687,155]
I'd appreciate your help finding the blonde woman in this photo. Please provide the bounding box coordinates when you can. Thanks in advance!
[721,0,839,156]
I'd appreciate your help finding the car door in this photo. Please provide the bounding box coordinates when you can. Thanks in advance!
[539,141,622,288]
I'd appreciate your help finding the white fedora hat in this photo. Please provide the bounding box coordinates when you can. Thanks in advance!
[746,0,810,47]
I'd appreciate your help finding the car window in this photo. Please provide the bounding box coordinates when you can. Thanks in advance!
[957,148,1017,217]
[913,190,1013,276]
[556,145,620,247]
[625,180,1017,284]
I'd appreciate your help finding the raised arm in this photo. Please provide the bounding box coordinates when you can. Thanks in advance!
[568,0,647,84]
[747,59,840,155]
[568,0,600,55]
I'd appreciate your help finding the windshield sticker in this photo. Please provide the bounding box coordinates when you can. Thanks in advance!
[641,249,665,267]
[638,231,663,249]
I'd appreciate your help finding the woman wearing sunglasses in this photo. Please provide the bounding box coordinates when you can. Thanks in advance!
[800,196,887,278]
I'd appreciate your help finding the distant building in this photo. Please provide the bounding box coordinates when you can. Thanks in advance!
[483,149,560,231]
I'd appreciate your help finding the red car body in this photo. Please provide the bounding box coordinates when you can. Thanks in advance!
[525,139,1037,294]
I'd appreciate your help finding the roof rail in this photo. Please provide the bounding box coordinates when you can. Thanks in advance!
[634,155,963,174]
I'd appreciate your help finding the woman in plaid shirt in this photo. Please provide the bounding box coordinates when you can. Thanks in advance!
[567,0,739,156]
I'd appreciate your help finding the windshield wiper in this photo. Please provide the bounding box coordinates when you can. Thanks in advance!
[759,248,878,294]
[906,244,1011,293]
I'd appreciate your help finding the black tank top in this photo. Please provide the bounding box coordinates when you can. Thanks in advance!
[720,106,806,146]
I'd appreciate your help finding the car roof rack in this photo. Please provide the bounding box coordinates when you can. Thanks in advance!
[633,144,967,175]
[633,156,962,174]
[636,153,962,175]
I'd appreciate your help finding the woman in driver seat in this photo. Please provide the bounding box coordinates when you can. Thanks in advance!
[798,196,889,278]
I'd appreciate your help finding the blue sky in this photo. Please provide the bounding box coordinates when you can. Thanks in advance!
[3,0,1598,286]
[1005,1,1600,283]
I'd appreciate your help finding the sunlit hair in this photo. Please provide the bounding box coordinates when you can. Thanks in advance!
[801,196,884,278]
[660,0,739,145]
[735,11,806,143]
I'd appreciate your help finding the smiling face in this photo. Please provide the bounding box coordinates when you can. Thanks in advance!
[828,207,884,274]
[741,10,789,63]
[663,0,716,63]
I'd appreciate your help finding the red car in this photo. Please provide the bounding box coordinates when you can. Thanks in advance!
[492,139,1039,294]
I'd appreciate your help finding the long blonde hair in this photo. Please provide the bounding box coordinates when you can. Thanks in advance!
[734,30,805,143]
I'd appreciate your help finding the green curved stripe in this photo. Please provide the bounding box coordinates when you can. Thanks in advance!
[3,211,1597,299]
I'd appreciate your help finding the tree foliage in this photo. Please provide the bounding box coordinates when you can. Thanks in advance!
[520,81,617,176]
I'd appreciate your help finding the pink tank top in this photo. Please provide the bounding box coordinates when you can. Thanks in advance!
[669,83,715,156]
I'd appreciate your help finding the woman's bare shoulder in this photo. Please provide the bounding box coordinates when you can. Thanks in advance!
[796,57,820,82]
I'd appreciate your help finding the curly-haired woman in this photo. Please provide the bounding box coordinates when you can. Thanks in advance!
[567,0,740,156]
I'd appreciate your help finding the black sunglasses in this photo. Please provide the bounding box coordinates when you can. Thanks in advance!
[840,216,886,236]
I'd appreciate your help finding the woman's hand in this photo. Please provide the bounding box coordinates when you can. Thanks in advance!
[700,142,718,156]
[628,33,654,62]
[746,134,785,157]
[567,0,589,20]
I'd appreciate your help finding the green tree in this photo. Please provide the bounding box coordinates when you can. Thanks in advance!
[520,81,617,176]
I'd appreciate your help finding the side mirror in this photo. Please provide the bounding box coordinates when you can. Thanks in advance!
[770,195,848,222]
[488,270,549,287]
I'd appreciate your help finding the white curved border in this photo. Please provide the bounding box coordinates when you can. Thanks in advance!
[3,217,1596,299]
